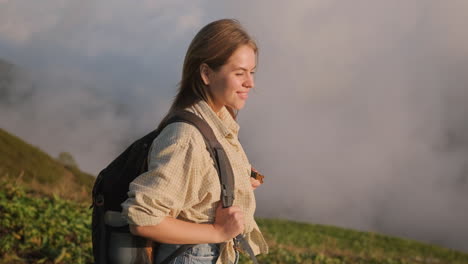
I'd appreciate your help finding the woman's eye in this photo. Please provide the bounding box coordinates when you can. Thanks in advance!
[236,72,244,76]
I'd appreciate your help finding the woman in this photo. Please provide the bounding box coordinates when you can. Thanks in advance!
[121,19,268,264]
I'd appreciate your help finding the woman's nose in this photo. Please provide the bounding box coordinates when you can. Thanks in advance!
[243,73,254,89]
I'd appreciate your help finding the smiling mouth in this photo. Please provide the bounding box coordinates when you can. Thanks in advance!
[237,92,248,99]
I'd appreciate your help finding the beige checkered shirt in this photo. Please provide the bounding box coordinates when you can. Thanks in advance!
[121,100,268,263]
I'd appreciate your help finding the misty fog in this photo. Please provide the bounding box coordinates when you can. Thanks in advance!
[1,0,467,252]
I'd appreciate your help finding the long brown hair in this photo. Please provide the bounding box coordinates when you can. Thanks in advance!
[157,19,258,130]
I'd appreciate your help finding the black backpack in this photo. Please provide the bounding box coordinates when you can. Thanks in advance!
[91,110,243,264]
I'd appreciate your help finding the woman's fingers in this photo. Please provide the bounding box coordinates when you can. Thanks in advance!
[250,177,261,190]
[214,203,244,241]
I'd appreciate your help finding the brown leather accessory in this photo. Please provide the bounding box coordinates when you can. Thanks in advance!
[250,169,265,184]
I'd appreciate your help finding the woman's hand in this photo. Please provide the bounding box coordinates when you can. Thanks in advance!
[251,167,264,190]
[250,177,262,190]
[213,202,244,242]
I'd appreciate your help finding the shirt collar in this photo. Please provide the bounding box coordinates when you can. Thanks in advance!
[191,100,240,138]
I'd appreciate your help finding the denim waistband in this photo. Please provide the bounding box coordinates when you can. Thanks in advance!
[155,243,220,264]
[186,243,220,257]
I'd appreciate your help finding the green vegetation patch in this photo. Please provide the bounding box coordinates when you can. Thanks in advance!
[0,181,92,264]
[240,218,468,264]
[1,179,468,264]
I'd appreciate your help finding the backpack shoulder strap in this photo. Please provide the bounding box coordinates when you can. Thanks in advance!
[162,110,259,264]
[164,110,235,208]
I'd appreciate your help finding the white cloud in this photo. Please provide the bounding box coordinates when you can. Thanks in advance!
[0,0,205,57]
[2,0,468,252]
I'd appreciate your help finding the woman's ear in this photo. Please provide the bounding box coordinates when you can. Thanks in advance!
[200,63,211,86]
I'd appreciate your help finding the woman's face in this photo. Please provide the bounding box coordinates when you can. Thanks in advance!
[202,45,256,113]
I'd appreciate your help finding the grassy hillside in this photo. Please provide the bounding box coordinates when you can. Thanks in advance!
[1,181,468,264]
[1,128,468,263]
[0,127,94,202]
[251,219,468,264]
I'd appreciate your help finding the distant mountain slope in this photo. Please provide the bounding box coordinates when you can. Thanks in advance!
[0,127,94,202]
[0,58,15,103]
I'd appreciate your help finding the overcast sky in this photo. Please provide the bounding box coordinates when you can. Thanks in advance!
[1,0,468,253]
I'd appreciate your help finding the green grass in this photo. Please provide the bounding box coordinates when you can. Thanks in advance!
[2,181,467,264]
[1,128,468,264]
[0,181,92,264]
[0,128,66,185]
[65,164,95,191]
[240,219,468,264]
[0,128,94,202]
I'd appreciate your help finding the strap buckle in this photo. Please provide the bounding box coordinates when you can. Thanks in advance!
[233,238,244,254]
[234,234,259,264]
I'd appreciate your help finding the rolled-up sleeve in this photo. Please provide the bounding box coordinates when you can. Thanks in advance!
[121,122,199,226]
